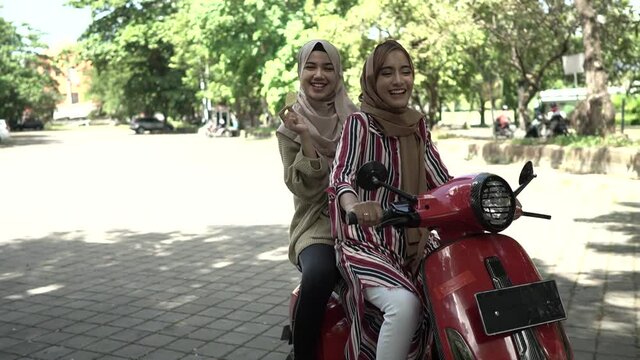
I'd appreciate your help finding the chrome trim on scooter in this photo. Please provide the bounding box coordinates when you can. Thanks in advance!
[445,328,475,360]
[514,329,547,360]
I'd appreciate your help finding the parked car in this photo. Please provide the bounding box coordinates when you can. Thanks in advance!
[0,119,11,142]
[15,118,45,131]
[130,117,174,134]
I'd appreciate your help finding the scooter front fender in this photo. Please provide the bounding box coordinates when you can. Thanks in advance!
[423,234,572,359]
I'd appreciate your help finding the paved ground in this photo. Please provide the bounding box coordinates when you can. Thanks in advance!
[0,127,638,359]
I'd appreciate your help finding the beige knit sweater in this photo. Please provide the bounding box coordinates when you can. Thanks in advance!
[277,132,335,266]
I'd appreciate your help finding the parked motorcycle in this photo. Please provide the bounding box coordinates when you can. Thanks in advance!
[282,161,573,359]
[547,114,569,137]
[494,123,516,138]
[525,114,546,138]
[493,119,516,139]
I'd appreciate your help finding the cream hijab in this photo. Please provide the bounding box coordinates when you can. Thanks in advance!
[277,40,357,158]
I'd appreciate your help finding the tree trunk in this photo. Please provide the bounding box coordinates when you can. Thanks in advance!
[478,94,486,126]
[412,92,426,118]
[516,82,535,130]
[574,0,615,136]
[426,81,439,129]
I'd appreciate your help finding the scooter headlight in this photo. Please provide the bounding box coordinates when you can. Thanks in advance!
[470,173,515,233]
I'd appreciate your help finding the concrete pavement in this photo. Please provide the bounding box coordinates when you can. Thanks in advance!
[0,225,295,360]
[0,129,638,359]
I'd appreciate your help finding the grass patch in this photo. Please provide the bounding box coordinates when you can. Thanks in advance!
[44,123,89,131]
[173,123,199,133]
[433,132,462,140]
[245,125,276,139]
[512,134,639,148]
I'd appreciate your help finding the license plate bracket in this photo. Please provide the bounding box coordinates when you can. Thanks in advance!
[475,280,566,336]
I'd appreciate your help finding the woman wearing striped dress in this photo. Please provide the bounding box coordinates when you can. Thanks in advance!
[329,40,452,360]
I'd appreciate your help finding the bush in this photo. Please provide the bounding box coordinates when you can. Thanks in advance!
[612,94,640,125]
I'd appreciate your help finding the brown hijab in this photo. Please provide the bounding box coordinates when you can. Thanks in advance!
[360,40,427,200]
[277,40,357,159]
[360,40,427,270]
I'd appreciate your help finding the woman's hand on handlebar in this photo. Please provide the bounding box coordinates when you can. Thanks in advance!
[346,201,383,227]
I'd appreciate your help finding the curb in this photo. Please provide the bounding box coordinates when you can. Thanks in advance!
[465,141,640,179]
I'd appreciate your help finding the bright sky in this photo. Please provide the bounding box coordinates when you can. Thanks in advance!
[0,0,638,49]
[0,0,91,48]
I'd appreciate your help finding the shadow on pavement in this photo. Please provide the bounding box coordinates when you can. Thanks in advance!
[0,225,297,359]
[532,201,640,358]
[574,201,640,251]
[2,220,637,359]
[0,133,61,148]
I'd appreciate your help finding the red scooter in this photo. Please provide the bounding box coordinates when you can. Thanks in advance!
[282,161,573,359]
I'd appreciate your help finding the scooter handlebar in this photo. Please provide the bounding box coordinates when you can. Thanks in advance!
[346,209,416,227]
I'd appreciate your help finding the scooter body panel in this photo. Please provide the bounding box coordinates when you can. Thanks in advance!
[287,286,349,359]
[424,233,572,359]
[287,234,572,360]
[317,293,350,359]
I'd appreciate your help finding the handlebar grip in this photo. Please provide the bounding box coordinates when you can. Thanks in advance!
[346,212,358,225]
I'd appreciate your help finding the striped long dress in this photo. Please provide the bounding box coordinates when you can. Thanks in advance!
[329,112,451,360]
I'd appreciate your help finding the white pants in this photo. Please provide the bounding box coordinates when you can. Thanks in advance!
[364,286,421,360]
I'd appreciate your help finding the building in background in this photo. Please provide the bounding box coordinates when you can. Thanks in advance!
[47,43,97,122]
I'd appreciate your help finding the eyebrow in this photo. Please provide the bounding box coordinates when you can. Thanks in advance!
[305,61,334,66]
[379,65,411,71]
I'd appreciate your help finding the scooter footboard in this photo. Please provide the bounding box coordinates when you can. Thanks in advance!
[423,234,572,359]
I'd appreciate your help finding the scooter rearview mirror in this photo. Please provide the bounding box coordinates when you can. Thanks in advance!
[355,161,418,204]
[514,161,537,197]
[356,161,388,191]
[518,161,535,185]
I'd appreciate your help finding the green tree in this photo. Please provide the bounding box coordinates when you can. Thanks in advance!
[69,0,196,121]
[0,17,60,121]
[472,0,579,128]
[318,0,481,127]
[459,38,504,127]
[599,0,639,90]
[171,0,307,127]
[597,0,640,129]
[260,0,366,120]
[573,0,616,135]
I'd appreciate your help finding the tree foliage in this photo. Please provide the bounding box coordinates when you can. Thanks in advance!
[66,0,639,136]
[471,0,579,127]
[69,0,195,121]
[0,17,60,121]
[597,0,640,93]
[169,0,307,126]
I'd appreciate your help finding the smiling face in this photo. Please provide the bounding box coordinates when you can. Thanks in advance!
[300,50,338,102]
[375,49,414,109]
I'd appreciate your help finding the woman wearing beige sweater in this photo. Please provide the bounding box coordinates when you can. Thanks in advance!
[277,39,356,359]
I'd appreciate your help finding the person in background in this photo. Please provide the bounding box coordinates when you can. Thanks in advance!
[277,39,357,360]
[546,102,568,136]
[497,105,511,129]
